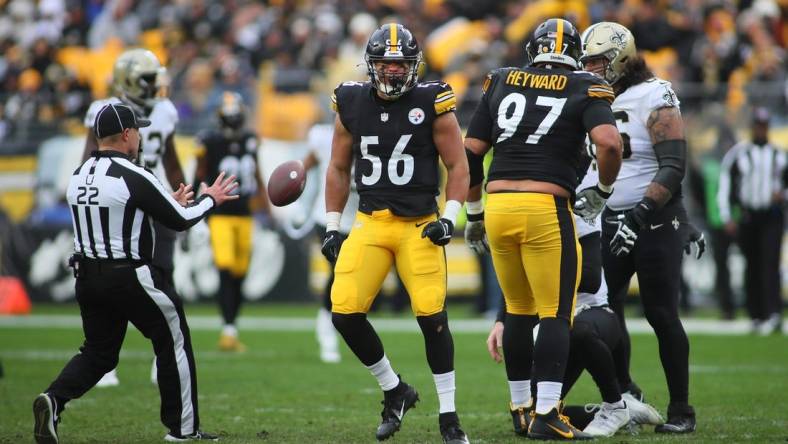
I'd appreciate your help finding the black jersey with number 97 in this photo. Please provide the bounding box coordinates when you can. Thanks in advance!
[332,80,456,217]
[466,66,616,193]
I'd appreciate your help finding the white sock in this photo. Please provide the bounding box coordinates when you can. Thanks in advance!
[366,356,399,391]
[508,380,531,407]
[604,399,625,410]
[222,324,238,337]
[535,381,562,414]
[433,371,456,413]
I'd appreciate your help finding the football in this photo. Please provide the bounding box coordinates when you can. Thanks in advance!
[267,160,306,207]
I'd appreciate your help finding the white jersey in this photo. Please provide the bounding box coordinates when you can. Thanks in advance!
[85,97,179,191]
[307,124,359,234]
[606,78,680,210]
[574,164,608,308]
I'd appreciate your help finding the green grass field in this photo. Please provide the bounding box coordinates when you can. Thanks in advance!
[1,303,787,443]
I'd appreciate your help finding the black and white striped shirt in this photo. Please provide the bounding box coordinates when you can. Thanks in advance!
[718,141,788,223]
[67,150,214,261]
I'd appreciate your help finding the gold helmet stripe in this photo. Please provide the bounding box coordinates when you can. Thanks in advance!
[390,23,398,53]
[555,20,564,54]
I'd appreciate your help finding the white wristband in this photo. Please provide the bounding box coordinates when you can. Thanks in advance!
[598,182,614,194]
[326,212,341,232]
[465,199,483,215]
[441,200,462,226]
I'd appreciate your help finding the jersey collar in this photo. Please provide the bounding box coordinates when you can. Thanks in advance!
[92,149,132,160]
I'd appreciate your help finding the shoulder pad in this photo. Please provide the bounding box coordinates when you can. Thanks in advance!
[331,81,367,112]
[84,97,122,127]
[154,99,179,121]
[643,77,680,109]
[416,81,456,116]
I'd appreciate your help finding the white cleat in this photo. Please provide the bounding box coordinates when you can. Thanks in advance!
[583,402,630,437]
[95,369,119,388]
[623,392,664,425]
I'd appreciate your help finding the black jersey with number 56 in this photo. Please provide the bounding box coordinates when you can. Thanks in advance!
[332,80,456,217]
[466,66,616,193]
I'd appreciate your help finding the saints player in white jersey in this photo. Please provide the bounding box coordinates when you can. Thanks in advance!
[83,48,185,388]
[575,22,695,434]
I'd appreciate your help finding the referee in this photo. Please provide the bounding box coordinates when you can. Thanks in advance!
[718,107,786,335]
[33,103,238,443]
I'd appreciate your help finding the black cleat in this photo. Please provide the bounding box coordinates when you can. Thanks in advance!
[33,393,59,444]
[375,379,419,441]
[655,403,696,434]
[528,407,594,440]
[164,430,220,441]
[509,402,533,436]
[439,412,470,444]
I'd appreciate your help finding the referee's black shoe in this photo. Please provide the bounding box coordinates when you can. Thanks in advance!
[164,430,219,441]
[655,403,696,434]
[376,378,419,441]
[528,407,594,440]
[33,393,59,444]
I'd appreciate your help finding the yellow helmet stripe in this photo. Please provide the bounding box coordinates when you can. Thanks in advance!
[555,20,564,54]
[390,23,398,53]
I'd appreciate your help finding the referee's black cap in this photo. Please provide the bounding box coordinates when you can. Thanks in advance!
[93,103,151,138]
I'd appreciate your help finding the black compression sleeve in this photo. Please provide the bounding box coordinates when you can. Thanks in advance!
[652,139,686,194]
[467,148,485,187]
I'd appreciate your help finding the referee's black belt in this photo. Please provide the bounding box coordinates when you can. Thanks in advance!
[70,255,145,276]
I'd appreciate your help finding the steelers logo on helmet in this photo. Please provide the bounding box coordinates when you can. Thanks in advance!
[365,23,423,99]
[525,18,582,70]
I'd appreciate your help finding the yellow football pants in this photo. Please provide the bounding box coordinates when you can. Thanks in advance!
[331,209,447,316]
[485,193,581,320]
[207,215,253,277]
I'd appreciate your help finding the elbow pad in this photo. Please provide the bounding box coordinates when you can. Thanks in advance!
[467,147,485,187]
[653,139,686,194]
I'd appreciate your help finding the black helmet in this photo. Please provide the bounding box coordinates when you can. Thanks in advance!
[365,23,422,98]
[218,91,245,131]
[525,18,582,69]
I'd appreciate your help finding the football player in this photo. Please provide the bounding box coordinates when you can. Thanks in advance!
[485,162,664,438]
[322,23,470,444]
[463,18,623,440]
[194,91,271,352]
[82,48,184,387]
[578,22,696,433]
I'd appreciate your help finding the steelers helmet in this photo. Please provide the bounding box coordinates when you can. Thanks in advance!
[217,91,245,131]
[364,23,422,98]
[525,18,583,69]
[580,22,636,85]
[112,48,166,108]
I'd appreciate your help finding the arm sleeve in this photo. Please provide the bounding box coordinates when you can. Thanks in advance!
[123,163,215,231]
[465,72,496,143]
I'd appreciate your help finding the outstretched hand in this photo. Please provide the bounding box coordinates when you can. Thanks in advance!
[199,172,239,206]
[172,183,194,207]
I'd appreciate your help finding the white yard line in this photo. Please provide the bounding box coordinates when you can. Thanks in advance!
[0,314,784,335]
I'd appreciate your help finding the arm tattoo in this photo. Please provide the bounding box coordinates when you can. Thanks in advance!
[646,106,684,144]
[645,106,683,207]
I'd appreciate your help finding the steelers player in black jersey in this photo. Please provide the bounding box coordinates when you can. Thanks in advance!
[322,23,470,444]
[194,92,272,352]
[464,18,623,440]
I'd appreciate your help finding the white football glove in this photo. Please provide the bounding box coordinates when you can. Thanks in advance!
[574,185,613,222]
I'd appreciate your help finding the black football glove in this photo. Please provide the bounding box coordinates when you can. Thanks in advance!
[464,212,489,254]
[574,185,613,222]
[607,199,654,257]
[321,230,343,263]
[684,224,706,260]
[421,218,454,246]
